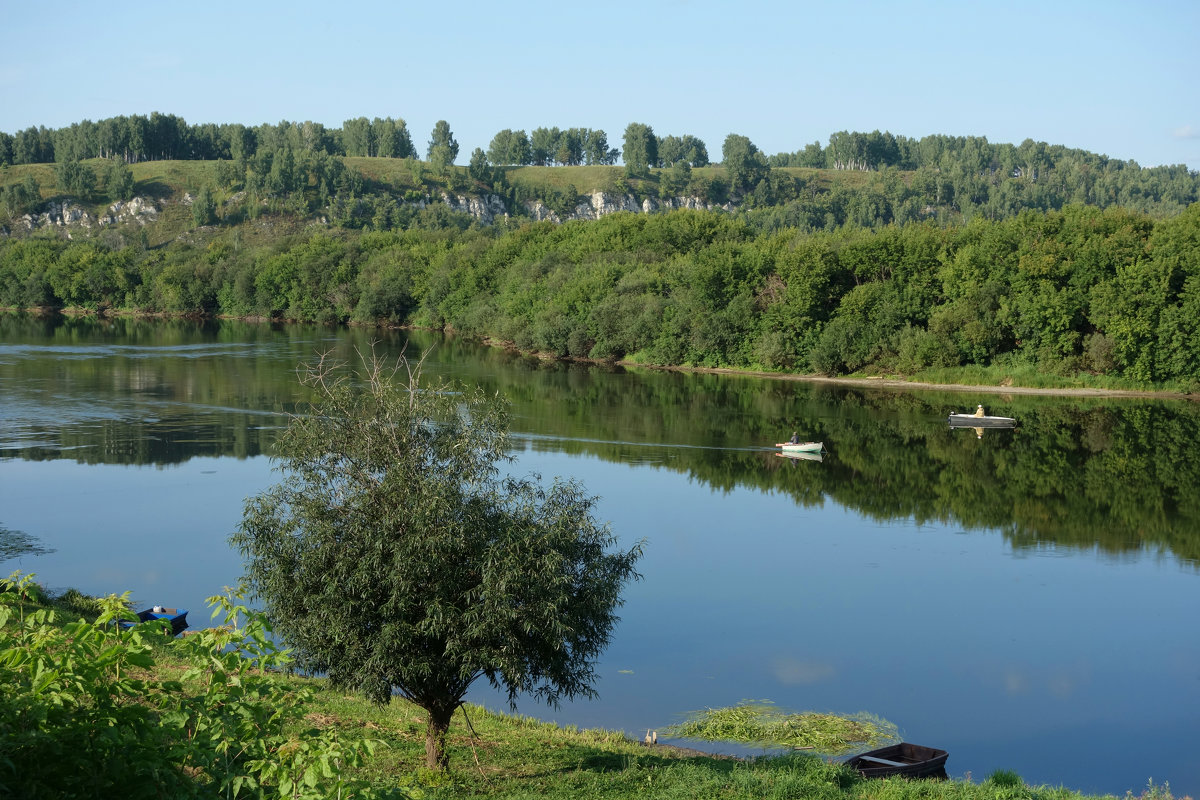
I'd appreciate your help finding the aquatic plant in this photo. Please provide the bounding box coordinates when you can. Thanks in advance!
[664,700,897,755]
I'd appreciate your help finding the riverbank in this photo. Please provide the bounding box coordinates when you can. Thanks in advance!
[7,307,1196,400]
[471,331,1199,400]
[653,364,1200,400]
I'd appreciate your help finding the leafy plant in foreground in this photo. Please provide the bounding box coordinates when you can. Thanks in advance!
[0,572,404,799]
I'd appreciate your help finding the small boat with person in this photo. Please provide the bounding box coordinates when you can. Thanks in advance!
[948,405,1015,428]
[775,441,824,454]
[776,432,824,453]
[845,742,949,779]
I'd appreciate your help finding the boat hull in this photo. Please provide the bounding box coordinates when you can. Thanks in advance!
[845,742,949,779]
[117,607,189,636]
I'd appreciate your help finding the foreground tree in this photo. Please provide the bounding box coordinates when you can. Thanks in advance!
[234,350,642,770]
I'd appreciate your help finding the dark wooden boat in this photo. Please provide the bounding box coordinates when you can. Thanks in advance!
[117,606,189,636]
[845,742,948,779]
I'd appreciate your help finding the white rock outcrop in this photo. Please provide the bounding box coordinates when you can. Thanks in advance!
[511,191,719,225]
[100,197,159,226]
[440,192,508,225]
[2,188,725,238]
[18,201,95,237]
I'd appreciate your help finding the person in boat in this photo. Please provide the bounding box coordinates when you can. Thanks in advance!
[972,404,985,418]
[789,431,800,444]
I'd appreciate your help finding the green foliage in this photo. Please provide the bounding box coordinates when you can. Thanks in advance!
[233,350,643,770]
[665,702,897,755]
[1,173,41,221]
[54,159,97,199]
[105,158,135,202]
[192,185,217,226]
[467,146,490,184]
[622,122,657,179]
[2,196,1198,387]
[426,120,458,174]
[722,133,770,196]
[0,572,404,799]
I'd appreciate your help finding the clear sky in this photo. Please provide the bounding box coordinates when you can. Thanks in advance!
[2,0,1197,169]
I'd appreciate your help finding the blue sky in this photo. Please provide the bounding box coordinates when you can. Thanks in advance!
[3,0,1197,169]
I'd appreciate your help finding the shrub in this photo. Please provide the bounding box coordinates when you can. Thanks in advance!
[0,572,405,799]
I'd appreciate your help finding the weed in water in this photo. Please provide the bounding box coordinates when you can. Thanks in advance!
[664,701,897,755]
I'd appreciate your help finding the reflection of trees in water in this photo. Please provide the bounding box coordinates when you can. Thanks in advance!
[0,524,54,563]
[5,316,1199,566]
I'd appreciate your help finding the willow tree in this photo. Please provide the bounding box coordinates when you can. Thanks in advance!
[234,350,641,770]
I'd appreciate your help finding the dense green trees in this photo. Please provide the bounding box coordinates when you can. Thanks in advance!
[9,202,1198,384]
[4,112,1195,221]
[488,128,532,166]
[658,133,709,167]
[487,127,616,167]
[342,116,415,158]
[622,122,657,178]
[722,134,770,196]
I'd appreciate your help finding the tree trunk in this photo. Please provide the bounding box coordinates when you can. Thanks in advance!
[424,703,454,770]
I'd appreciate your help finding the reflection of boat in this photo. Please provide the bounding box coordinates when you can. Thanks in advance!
[775,441,824,453]
[845,742,949,779]
[948,405,1014,428]
[776,450,823,463]
[117,606,189,636]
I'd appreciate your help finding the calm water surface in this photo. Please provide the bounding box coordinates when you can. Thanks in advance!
[1,316,1197,796]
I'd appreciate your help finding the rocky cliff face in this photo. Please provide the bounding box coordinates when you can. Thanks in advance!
[5,197,160,238]
[442,189,727,225]
[521,190,729,224]
[2,188,726,238]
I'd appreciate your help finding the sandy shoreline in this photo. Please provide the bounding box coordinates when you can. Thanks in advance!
[628,363,1198,401]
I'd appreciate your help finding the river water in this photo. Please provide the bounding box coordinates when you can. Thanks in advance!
[1,315,1197,796]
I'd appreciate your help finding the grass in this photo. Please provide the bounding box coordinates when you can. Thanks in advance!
[663,702,898,755]
[294,683,1178,800]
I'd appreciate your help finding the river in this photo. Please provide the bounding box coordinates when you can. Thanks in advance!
[1,314,1197,796]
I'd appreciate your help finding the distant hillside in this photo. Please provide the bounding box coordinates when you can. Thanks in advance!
[2,113,1198,238]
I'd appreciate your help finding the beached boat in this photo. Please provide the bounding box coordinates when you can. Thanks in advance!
[775,441,824,453]
[948,405,1015,428]
[117,606,189,636]
[845,742,949,779]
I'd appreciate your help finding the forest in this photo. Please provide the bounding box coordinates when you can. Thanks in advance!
[2,112,1198,227]
[1,202,1198,386]
[2,112,1199,388]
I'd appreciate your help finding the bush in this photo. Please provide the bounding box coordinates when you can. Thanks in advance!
[0,572,405,799]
